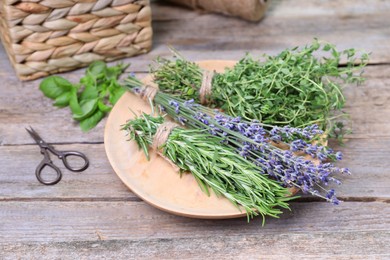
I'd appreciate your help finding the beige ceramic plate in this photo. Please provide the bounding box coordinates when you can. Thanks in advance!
[103,60,250,219]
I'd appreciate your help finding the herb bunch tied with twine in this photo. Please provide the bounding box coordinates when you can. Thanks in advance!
[152,40,369,134]
[122,113,294,224]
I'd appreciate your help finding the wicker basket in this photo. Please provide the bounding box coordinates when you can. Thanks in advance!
[0,0,152,81]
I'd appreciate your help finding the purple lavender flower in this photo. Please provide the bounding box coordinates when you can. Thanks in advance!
[168,100,180,114]
[305,144,318,157]
[132,87,141,94]
[177,116,187,125]
[184,99,195,107]
[237,123,247,132]
[340,167,351,175]
[335,151,343,161]
[328,177,342,185]
[253,134,266,144]
[325,189,340,205]
[169,100,179,107]
[290,139,308,152]
[269,124,324,143]
[208,124,218,135]
[331,197,340,205]
[232,116,241,123]
[194,112,210,125]
[270,135,282,142]
[317,151,328,161]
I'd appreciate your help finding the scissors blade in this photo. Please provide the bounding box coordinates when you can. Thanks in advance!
[25,126,45,146]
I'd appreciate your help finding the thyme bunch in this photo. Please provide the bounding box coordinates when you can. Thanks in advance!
[152,40,368,131]
[122,113,293,223]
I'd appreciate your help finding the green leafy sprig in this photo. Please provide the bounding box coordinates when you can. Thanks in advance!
[122,113,295,223]
[39,61,128,131]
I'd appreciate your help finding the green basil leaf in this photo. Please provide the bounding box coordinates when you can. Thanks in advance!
[73,98,98,121]
[39,76,73,99]
[69,87,82,115]
[53,91,70,107]
[105,63,128,79]
[80,75,95,88]
[108,86,125,105]
[80,110,105,132]
[97,82,109,93]
[87,61,106,77]
[80,83,99,101]
[97,100,112,112]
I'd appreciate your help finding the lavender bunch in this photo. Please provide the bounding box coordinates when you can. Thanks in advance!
[125,77,350,205]
[122,113,293,223]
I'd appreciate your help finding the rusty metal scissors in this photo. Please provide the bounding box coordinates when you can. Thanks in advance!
[26,127,89,185]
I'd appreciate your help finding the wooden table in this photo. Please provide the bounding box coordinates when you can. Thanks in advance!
[1,0,390,258]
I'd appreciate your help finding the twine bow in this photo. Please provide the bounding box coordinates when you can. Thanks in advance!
[152,122,180,172]
[138,85,158,101]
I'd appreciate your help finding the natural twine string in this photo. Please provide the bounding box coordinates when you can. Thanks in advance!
[152,122,178,151]
[139,85,158,101]
[152,122,180,172]
[199,70,214,105]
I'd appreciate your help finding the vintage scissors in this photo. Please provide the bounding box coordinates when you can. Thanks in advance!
[26,127,89,185]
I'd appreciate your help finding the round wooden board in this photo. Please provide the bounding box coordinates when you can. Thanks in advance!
[104,60,249,219]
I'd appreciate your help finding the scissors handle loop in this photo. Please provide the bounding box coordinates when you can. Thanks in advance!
[59,151,89,172]
[35,161,62,185]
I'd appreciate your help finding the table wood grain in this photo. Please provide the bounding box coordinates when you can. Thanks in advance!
[1,0,390,258]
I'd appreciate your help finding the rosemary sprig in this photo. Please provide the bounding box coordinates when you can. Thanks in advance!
[151,40,368,133]
[122,113,294,223]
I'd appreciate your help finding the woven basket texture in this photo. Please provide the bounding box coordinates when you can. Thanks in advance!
[0,0,152,81]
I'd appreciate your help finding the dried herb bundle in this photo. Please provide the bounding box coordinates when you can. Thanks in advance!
[122,113,293,223]
[152,40,368,133]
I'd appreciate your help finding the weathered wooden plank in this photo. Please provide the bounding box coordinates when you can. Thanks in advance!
[154,0,390,21]
[0,0,389,80]
[1,231,389,259]
[0,144,137,200]
[0,201,389,258]
[342,65,390,138]
[4,233,390,260]
[0,138,389,200]
[332,137,390,200]
[151,0,390,64]
[152,0,390,64]
[0,124,388,201]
